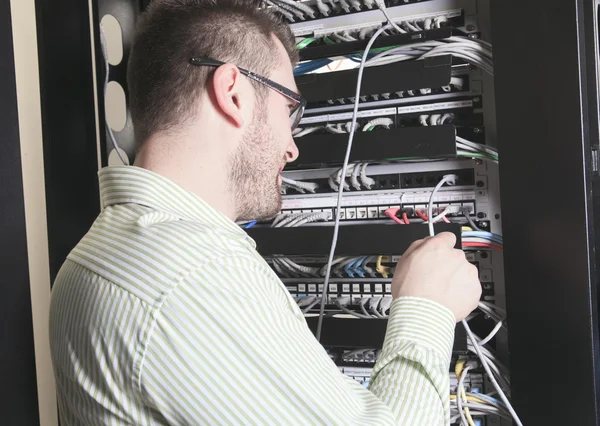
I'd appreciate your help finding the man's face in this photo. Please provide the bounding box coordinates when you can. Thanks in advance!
[228,37,300,221]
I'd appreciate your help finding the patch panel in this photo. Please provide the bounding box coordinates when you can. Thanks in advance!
[296,55,454,106]
[299,75,470,110]
[300,97,480,125]
[276,200,476,223]
[282,162,484,195]
[400,168,475,188]
[288,0,475,35]
[305,67,481,115]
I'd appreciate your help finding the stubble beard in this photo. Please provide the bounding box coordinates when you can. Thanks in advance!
[228,108,284,222]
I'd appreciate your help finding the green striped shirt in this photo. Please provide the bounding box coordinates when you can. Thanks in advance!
[49,166,456,425]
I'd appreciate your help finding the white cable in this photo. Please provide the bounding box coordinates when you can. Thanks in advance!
[479,319,503,346]
[326,124,346,134]
[359,163,375,189]
[277,0,316,17]
[425,176,523,426]
[440,113,454,124]
[464,323,522,425]
[335,296,373,319]
[294,126,321,138]
[374,1,405,35]
[338,0,351,12]
[419,115,429,126]
[351,162,362,190]
[264,0,296,21]
[362,117,393,131]
[456,365,472,426]
[348,0,362,11]
[314,0,330,15]
[429,114,442,126]
[272,0,307,19]
[316,25,390,341]
[427,175,457,236]
[281,176,319,193]
[99,26,127,165]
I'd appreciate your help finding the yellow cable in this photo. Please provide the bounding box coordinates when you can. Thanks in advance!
[453,360,476,426]
[449,395,488,405]
[376,255,391,278]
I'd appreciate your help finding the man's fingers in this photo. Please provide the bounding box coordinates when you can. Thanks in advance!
[402,237,429,257]
[424,232,457,249]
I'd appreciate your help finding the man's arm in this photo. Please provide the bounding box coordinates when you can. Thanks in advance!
[137,258,462,424]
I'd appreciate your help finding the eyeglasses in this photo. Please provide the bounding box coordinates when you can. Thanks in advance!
[190,56,307,130]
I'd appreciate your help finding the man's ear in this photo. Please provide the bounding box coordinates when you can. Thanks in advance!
[211,63,246,128]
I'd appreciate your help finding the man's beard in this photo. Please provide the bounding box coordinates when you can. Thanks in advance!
[227,108,284,222]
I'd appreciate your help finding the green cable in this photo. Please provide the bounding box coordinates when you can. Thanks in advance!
[296,38,316,49]
[324,36,336,45]
[385,152,498,162]
[367,126,375,131]
[458,152,499,161]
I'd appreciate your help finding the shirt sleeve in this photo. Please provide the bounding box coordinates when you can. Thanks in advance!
[138,256,456,426]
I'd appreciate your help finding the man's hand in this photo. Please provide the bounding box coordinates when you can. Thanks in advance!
[391,232,481,322]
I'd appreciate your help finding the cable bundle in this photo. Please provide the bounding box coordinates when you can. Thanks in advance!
[364,36,493,75]
[271,211,330,227]
[328,163,375,191]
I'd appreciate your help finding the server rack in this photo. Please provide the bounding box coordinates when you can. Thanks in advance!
[25,0,600,424]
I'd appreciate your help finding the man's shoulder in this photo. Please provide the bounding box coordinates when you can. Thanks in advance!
[67,205,254,304]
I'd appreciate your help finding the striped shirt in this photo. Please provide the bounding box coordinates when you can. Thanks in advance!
[49,165,456,426]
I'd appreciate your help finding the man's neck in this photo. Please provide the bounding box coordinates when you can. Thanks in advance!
[133,137,238,221]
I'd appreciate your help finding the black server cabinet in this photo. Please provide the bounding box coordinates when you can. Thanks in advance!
[492,0,600,424]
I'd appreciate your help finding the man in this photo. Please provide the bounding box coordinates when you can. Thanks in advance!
[49,0,481,424]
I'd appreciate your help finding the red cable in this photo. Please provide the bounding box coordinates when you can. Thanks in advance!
[416,211,429,221]
[402,212,409,224]
[441,216,451,224]
[385,209,405,224]
[462,242,504,252]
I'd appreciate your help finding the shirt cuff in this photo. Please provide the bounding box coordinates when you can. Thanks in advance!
[383,297,456,362]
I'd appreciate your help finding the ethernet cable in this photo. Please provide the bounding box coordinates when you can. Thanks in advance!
[320,256,348,276]
[314,0,330,16]
[368,296,385,318]
[264,0,296,21]
[361,256,377,277]
[456,362,475,426]
[278,0,316,18]
[362,117,393,131]
[375,255,391,277]
[359,296,371,317]
[269,0,306,20]
[289,211,330,227]
[427,175,523,426]
[281,176,319,193]
[335,296,373,319]
[379,295,393,316]
[351,162,362,190]
[359,163,375,189]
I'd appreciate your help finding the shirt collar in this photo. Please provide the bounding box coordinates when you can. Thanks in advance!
[99,166,252,243]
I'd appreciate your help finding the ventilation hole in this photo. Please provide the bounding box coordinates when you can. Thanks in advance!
[100,15,123,66]
[105,81,127,132]
[108,148,129,166]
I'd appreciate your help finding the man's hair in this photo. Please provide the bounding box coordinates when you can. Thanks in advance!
[127,0,298,147]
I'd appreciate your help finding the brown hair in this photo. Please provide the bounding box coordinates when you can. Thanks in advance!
[127,0,298,147]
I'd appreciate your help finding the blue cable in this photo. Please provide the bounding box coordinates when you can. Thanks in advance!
[344,257,361,278]
[462,231,503,245]
[244,221,257,229]
[353,256,368,278]
[471,392,507,408]
[294,59,333,75]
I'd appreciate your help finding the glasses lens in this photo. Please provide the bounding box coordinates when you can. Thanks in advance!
[290,103,305,130]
